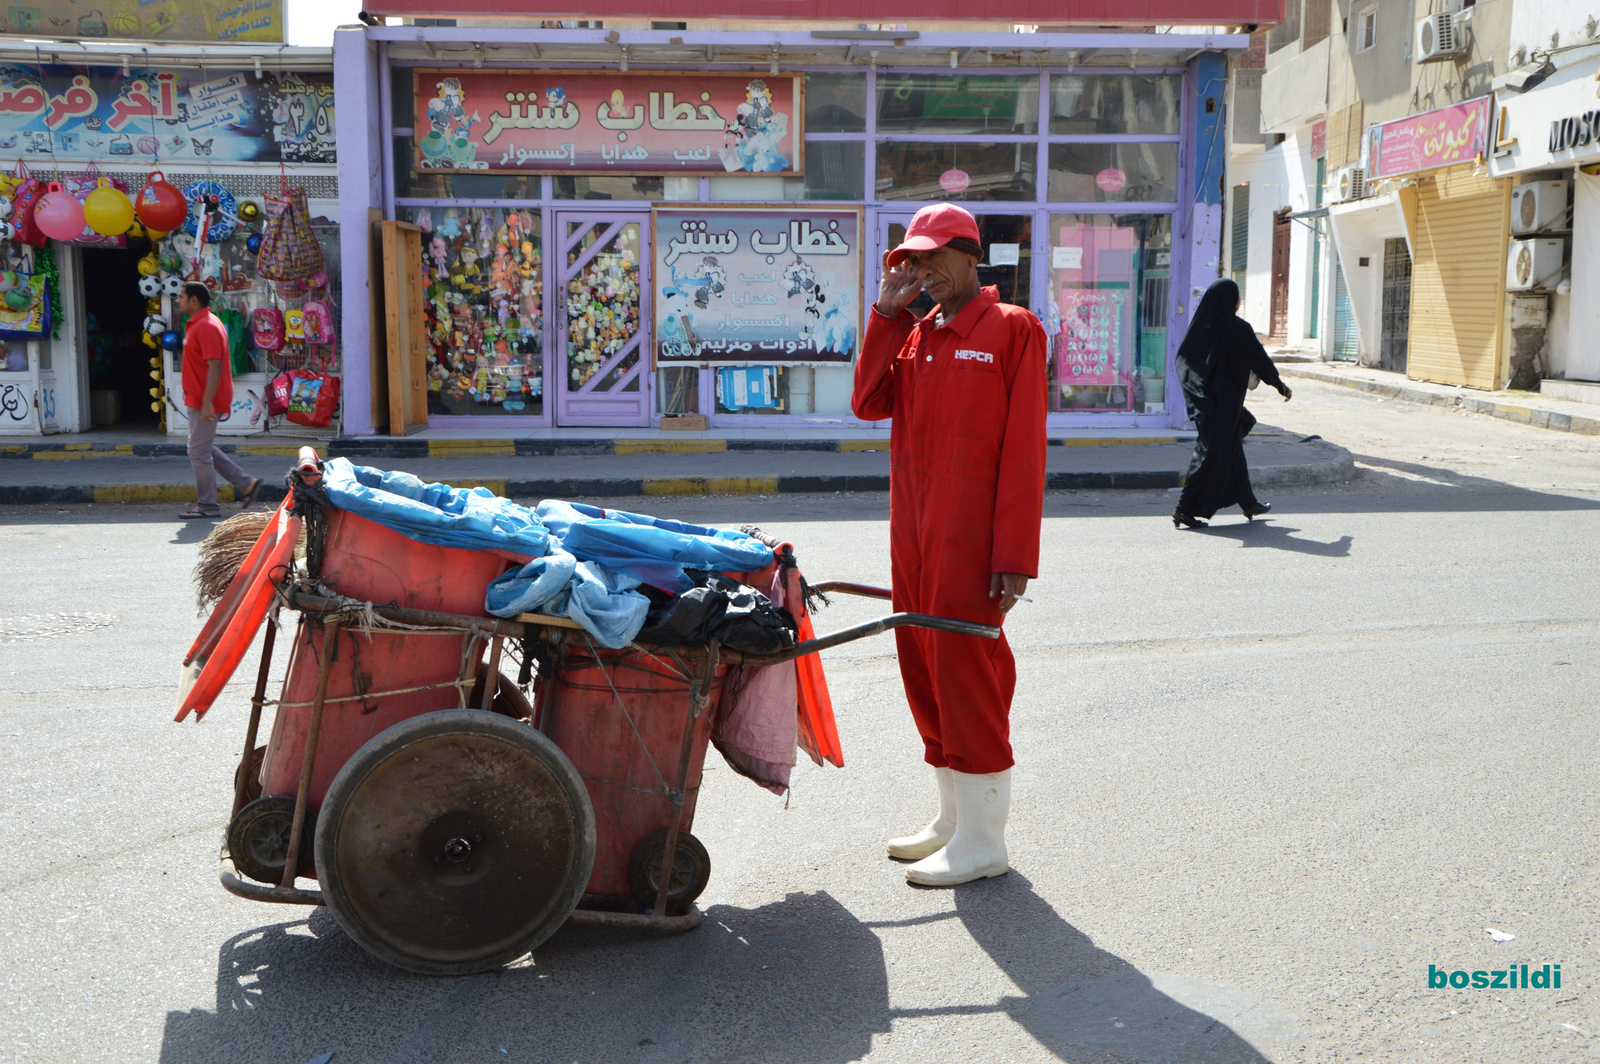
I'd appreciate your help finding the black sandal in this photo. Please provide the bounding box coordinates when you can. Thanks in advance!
[179,510,219,520]
[1172,511,1207,529]
[1240,502,1272,521]
[238,477,263,508]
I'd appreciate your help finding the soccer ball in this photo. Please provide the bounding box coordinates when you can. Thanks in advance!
[162,275,184,296]
[143,314,168,336]
[138,275,162,298]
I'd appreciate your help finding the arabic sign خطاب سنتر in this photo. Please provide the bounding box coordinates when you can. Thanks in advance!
[414,70,803,175]
[653,208,862,366]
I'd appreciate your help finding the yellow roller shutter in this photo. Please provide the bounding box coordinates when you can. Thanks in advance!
[1406,166,1511,389]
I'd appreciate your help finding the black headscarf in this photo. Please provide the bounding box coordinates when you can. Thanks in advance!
[1176,278,1240,374]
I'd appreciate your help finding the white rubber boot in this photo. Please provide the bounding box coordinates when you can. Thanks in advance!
[886,767,957,860]
[905,769,1010,885]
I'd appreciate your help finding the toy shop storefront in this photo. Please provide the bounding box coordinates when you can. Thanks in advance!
[0,46,337,438]
[335,25,1244,436]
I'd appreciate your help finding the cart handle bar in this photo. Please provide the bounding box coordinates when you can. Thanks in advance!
[741,612,999,667]
[812,581,892,601]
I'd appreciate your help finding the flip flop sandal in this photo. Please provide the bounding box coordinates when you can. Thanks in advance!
[179,510,220,520]
[238,478,263,508]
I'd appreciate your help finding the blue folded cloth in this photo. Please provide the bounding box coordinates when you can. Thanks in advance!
[320,458,553,558]
[535,499,773,592]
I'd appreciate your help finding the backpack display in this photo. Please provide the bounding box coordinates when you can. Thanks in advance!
[256,186,323,284]
[251,307,285,352]
[9,162,47,248]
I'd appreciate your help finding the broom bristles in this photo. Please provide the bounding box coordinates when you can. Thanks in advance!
[192,510,306,611]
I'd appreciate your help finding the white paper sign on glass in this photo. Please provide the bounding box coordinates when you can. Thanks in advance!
[1053,246,1084,269]
[988,243,1020,266]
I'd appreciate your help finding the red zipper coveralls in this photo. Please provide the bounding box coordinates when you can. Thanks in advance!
[853,286,1048,774]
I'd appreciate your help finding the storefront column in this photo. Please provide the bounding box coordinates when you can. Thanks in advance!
[335,26,383,436]
[1177,50,1227,426]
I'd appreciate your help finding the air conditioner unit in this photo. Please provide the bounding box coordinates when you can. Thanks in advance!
[1332,166,1367,203]
[1506,238,1564,291]
[1417,13,1467,62]
[1511,180,1569,235]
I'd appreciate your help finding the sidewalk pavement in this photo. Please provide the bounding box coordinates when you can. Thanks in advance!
[0,425,1352,505]
[1276,360,1600,435]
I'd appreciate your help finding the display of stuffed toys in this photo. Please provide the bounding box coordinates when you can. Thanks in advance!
[564,243,639,389]
[421,207,543,414]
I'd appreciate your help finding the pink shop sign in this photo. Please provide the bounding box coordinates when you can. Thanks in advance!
[1367,97,1491,179]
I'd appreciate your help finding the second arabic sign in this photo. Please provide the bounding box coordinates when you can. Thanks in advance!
[652,207,861,366]
[413,69,802,175]
[1366,96,1491,180]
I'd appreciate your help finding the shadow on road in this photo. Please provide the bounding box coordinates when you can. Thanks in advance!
[159,879,1281,1063]
[1186,521,1354,557]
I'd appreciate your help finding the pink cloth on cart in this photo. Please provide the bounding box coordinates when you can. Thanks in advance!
[712,566,800,794]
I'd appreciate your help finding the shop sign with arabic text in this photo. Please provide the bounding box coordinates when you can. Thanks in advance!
[0,65,332,164]
[1367,97,1491,179]
[652,207,861,365]
[0,0,281,43]
[413,70,802,175]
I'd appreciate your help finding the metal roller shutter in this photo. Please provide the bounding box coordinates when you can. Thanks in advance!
[1405,166,1511,389]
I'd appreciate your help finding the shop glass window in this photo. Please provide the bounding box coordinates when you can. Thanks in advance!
[876,73,1039,135]
[877,142,1037,202]
[390,73,415,128]
[782,141,865,201]
[1048,75,1181,135]
[1046,213,1172,414]
[884,214,1033,318]
[1048,143,1180,203]
[553,175,665,201]
[405,206,545,417]
[805,72,867,132]
[711,365,854,416]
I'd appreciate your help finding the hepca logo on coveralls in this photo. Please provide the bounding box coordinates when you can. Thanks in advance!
[953,349,995,364]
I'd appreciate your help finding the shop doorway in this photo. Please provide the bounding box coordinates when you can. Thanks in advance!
[81,241,157,429]
[553,212,651,427]
[1269,207,1291,339]
[876,211,1033,318]
[1380,237,1411,374]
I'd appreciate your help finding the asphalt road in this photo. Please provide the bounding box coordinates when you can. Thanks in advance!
[2,378,1598,1063]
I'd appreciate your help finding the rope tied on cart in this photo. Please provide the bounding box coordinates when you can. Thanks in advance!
[580,631,676,802]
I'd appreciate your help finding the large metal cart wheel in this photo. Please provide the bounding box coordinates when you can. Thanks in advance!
[314,709,596,976]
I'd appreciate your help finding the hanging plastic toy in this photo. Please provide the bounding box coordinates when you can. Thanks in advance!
[159,329,181,351]
[134,171,188,233]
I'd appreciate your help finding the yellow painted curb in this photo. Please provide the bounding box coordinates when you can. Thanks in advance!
[429,440,516,458]
[440,478,508,496]
[615,439,729,454]
[1,445,25,454]
[92,484,237,504]
[235,444,304,456]
[838,440,888,452]
[1493,404,1532,423]
[35,445,135,459]
[643,476,778,496]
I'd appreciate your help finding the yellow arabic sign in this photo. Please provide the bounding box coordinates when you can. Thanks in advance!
[0,0,282,44]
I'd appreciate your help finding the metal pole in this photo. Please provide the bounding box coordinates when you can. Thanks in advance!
[232,618,278,817]
[281,617,341,889]
[655,641,718,917]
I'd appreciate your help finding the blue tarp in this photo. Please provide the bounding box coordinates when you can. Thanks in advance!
[318,460,773,649]
[321,458,552,558]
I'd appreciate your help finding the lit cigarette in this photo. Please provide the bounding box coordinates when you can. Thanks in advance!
[1013,595,1034,603]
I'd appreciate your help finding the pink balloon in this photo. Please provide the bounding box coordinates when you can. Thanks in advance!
[33,184,85,243]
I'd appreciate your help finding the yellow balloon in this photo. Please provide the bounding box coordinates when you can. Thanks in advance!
[83,183,135,237]
[137,255,159,276]
[145,229,168,241]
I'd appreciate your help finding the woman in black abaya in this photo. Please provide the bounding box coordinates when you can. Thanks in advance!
[1172,279,1292,528]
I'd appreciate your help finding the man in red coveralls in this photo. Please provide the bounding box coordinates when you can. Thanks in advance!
[853,203,1046,886]
[177,281,260,519]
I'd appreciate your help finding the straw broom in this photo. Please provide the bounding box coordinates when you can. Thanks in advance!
[192,510,307,611]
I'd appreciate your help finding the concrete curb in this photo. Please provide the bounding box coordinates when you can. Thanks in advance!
[0,433,1198,461]
[0,442,1356,504]
[1279,364,1600,435]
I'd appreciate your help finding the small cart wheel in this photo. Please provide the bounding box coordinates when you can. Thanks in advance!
[226,796,316,884]
[234,745,266,802]
[314,709,595,976]
[629,829,711,915]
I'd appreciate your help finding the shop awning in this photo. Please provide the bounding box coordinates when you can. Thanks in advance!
[370,26,1248,67]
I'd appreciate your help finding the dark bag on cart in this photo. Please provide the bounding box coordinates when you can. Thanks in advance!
[636,572,797,655]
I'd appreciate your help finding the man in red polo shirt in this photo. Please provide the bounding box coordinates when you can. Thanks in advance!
[853,203,1047,886]
[178,281,259,519]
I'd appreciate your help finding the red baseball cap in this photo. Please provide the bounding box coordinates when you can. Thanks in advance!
[885,202,981,268]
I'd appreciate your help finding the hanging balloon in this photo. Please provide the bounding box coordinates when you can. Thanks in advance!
[125,220,147,239]
[136,255,160,277]
[0,195,13,220]
[245,232,263,255]
[33,183,86,242]
[134,171,188,233]
[143,314,168,336]
[145,229,169,241]
[159,330,181,351]
[83,179,135,237]
[237,199,262,223]
[179,180,237,242]
[138,275,162,298]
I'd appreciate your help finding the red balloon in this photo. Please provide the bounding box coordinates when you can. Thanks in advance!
[134,171,188,233]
